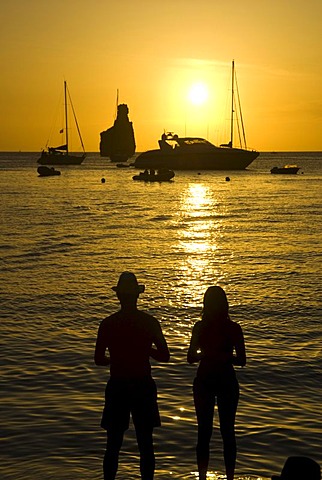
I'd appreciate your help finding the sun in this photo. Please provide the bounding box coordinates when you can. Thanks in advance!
[188,82,209,105]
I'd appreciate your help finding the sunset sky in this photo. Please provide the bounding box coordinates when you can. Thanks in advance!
[1,0,322,152]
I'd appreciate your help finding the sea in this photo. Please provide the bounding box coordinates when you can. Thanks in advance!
[1,151,321,480]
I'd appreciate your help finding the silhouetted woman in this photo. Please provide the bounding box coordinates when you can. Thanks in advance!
[187,286,246,480]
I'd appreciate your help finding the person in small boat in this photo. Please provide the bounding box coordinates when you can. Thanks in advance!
[94,272,170,480]
[271,456,321,480]
[187,286,246,480]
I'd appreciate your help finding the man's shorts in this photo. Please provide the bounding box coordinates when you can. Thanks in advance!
[101,376,161,433]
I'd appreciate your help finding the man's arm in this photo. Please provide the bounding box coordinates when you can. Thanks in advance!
[94,321,111,366]
[150,321,170,362]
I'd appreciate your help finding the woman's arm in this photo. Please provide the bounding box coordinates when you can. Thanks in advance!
[187,322,203,364]
[232,323,246,367]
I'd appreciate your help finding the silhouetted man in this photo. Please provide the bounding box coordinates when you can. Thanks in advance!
[94,272,170,480]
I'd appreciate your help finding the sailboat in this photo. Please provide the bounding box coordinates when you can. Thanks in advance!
[37,81,86,166]
[134,61,259,170]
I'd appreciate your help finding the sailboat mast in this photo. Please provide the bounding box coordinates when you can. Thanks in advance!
[64,81,69,154]
[230,60,235,148]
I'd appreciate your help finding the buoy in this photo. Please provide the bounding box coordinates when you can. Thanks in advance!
[225,176,230,182]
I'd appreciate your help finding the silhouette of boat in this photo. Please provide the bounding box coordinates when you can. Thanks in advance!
[100,96,136,162]
[37,166,61,176]
[37,81,86,166]
[116,163,131,168]
[133,169,175,182]
[270,165,300,174]
[134,61,259,171]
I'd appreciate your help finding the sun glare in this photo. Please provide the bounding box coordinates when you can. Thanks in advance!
[188,83,209,105]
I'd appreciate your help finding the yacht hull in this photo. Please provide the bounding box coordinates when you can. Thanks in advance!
[134,146,259,170]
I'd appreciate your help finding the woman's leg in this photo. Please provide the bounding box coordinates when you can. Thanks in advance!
[104,430,124,480]
[196,420,213,480]
[193,379,215,480]
[135,425,155,480]
[217,381,239,480]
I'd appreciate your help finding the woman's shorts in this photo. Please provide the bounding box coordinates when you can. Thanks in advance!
[101,376,161,433]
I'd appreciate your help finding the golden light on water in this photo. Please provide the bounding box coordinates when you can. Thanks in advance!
[184,183,213,213]
[175,183,227,303]
[180,183,216,255]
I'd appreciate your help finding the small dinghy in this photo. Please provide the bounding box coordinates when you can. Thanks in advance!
[270,165,300,174]
[37,166,61,177]
[133,169,175,182]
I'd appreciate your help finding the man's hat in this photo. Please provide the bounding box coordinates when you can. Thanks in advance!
[112,271,145,294]
[272,456,321,480]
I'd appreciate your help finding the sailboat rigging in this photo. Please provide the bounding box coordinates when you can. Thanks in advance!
[38,81,86,166]
[220,60,249,150]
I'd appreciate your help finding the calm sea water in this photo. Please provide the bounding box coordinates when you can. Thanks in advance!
[1,151,321,480]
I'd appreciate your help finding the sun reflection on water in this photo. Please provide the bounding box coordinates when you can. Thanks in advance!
[179,183,220,251]
[182,183,216,215]
[167,182,230,341]
[176,183,227,287]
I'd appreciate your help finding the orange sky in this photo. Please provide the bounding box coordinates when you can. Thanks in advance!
[1,0,322,152]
